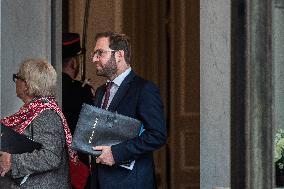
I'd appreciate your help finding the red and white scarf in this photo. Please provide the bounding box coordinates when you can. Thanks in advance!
[0,96,77,163]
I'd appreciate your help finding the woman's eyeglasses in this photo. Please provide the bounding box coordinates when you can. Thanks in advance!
[12,74,24,82]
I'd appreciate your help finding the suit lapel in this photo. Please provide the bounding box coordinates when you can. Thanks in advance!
[108,71,136,112]
[94,85,106,108]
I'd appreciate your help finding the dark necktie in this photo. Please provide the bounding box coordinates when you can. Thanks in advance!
[102,82,113,109]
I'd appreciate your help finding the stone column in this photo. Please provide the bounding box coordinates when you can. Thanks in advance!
[273,0,284,130]
[231,0,273,188]
[200,1,231,189]
[51,0,62,106]
[0,0,61,115]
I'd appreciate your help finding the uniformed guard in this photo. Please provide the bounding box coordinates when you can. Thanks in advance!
[62,33,94,189]
[62,33,94,135]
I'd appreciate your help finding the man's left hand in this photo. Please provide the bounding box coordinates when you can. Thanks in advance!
[0,151,11,177]
[93,146,115,166]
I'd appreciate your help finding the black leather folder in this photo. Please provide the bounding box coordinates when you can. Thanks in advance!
[0,124,42,154]
[72,103,142,156]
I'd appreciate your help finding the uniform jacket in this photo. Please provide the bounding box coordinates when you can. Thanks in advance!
[62,73,94,166]
[62,73,94,135]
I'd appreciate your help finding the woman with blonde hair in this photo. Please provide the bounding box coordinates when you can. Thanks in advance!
[0,59,75,188]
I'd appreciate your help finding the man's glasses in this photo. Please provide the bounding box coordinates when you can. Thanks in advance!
[12,74,24,82]
[91,49,116,59]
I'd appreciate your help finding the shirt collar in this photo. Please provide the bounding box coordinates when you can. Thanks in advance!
[109,67,131,87]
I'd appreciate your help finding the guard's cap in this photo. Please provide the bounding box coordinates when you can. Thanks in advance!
[63,33,82,59]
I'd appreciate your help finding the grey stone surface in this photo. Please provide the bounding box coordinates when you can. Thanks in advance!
[273,5,284,189]
[0,0,52,116]
[200,1,231,189]
[50,0,62,106]
[273,6,284,130]
[231,1,273,188]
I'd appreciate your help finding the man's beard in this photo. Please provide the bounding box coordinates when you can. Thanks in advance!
[96,53,118,78]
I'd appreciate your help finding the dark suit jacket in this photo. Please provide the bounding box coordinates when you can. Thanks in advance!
[90,71,167,189]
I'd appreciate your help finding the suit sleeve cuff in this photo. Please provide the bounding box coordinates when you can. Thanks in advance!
[111,144,129,165]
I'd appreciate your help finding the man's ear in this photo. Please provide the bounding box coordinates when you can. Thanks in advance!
[70,57,78,69]
[116,50,125,62]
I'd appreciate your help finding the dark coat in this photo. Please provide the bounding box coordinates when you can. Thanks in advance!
[62,73,94,135]
[90,71,167,189]
[62,73,94,167]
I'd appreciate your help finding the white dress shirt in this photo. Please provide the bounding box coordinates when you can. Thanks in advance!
[101,67,132,110]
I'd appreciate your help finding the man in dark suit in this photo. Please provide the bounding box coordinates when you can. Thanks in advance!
[89,31,167,189]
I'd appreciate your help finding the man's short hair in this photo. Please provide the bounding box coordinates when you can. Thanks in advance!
[95,31,131,64]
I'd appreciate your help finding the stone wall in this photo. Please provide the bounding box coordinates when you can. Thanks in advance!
[200,1,231,189]
[0,0,55,116]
